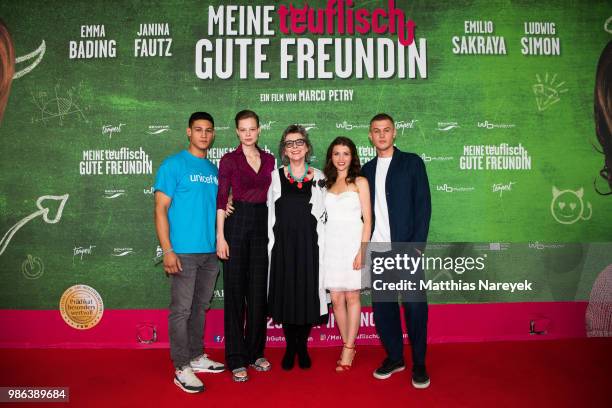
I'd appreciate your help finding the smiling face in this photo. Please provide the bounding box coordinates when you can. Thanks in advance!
[187,119,214,152]
[283,132,307,163]
[369,119,396,156]
[551,187,584,224]
[236,117,260,147]
[331,144,352,173]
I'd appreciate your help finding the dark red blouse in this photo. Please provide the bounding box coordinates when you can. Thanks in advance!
[216,145,275,210]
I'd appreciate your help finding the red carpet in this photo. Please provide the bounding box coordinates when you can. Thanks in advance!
[1,339,610,407]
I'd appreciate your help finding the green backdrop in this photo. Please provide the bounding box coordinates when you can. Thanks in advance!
[0,0,610,310]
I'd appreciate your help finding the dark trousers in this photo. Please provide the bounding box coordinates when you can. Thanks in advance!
[223,201,269,370]
[372,300,428,368]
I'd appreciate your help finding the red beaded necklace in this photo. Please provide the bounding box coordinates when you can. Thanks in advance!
[287,164,312,189]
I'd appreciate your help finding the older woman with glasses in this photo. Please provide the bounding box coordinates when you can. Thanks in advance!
[267,124,328,370]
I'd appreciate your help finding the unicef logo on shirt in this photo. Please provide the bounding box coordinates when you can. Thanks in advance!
[190,174,218,185]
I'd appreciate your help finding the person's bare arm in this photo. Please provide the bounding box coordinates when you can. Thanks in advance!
[353,177,372,270]
[154,191,182,274]
[216,209,230,260]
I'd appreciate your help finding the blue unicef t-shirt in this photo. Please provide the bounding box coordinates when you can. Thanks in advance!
[154,150,218,254]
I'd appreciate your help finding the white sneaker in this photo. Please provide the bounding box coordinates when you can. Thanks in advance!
[190,354,225,373]
[174,366,205,393]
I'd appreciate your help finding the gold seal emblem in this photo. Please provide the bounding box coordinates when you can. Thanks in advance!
[59,285,104,330]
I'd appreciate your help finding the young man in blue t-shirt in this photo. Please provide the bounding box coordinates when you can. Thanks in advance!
[154,112,225,393]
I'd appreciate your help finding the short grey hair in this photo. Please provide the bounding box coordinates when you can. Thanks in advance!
[278,124,313,165]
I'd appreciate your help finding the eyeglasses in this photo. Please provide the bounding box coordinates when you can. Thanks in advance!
[284,139,306,148]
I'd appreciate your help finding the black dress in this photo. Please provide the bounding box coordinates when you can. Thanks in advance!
[268,168,322,325]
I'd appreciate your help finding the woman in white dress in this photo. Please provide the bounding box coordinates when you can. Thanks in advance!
[323,136,372,371]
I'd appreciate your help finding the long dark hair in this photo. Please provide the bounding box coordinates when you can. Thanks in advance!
[594,40,612,195]
[324,136,361,189]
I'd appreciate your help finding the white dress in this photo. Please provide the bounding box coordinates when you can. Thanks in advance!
[323,191,363,291]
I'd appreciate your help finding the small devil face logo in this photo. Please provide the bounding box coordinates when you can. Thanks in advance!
[550,187,592,225]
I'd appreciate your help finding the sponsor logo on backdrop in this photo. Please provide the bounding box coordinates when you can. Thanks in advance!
[336,121,369,131]
[260,120,276,131]
[528,241,565,250]
[472,242,511,251]
[144,187,154,195]
[477,120,515,130]
[299,123,317,131]
[80,147,152,175]
[213,289,224,300]
[14,40,46,79]
[69,25,116,59]
[436,184,475,193]
[73,245,96,260]
[147,125,170,135]
[31,84,88,125]
[22,254,44,279]
[437,122,459,131]
[460,143,532,171]
[550,187,592,225]
[104,189,126,199]
[214,335,224,343]
[59,284,104,330]
[155,246,163,258]
[452,20,507,55]
[112,248,134,257]
[102,123,125,138]
[521,22,560,56]
[134,23,173,57]
[533,72,568,111]
[420,153,453,163]
[0,194,69,257]
[492,182,516,197]
[338,119,418,135]
[396,119,418,134]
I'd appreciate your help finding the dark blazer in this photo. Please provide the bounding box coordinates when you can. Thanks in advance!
[361,147,431,243]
